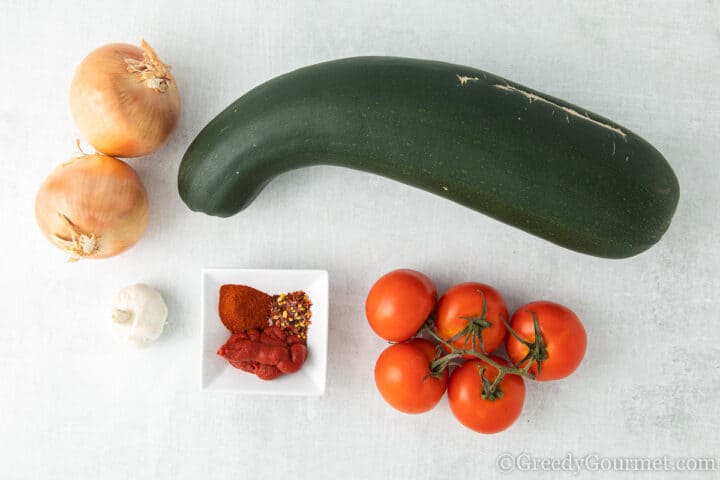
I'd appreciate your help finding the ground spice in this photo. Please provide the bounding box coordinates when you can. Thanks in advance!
[218,284,272,333]
[269,291,312,341]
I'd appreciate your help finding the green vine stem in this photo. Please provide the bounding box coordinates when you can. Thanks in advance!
[424,322,535,381]
[419,288,551,399]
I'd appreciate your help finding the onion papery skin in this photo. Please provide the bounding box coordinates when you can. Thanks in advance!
[70,42,180,158]
[35,154,149,260]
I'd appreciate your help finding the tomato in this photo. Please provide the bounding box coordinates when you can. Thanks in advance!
[448,357,525,434]
[366,269,437,342]
[374,338,447,414]
[505,301,586,381]
[435,282,507,355]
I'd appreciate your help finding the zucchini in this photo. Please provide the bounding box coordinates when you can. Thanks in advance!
[178,57,679,258]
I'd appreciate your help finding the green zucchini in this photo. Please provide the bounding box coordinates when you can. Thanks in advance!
[178,57,679,258]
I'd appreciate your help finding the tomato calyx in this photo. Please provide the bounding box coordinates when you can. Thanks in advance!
[478,367,505,401]
[446,289,495,353]
[504,311,549,376]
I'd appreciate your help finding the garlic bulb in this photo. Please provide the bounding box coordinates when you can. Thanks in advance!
[111,284,168,346]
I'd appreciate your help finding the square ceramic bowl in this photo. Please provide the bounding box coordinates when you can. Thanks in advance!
[201,268,328,395]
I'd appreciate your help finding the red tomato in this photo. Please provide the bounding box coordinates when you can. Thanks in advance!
[366,269,437,342]
[435,282,507,355]
[374,338,448,414]
[505,301,587,381]
[448,357,526,434]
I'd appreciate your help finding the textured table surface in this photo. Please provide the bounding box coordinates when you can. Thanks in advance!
[1,1,719,479]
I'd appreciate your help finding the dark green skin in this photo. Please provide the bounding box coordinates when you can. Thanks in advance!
[178,57,679,258]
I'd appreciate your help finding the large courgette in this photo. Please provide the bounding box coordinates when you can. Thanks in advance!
[178,57,679,258]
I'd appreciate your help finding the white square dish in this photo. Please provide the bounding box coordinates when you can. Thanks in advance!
[201,268,328,395]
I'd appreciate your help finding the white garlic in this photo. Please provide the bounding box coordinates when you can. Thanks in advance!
[111,284,168,346]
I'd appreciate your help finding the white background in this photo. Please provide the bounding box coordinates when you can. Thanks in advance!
[1,1,719,479]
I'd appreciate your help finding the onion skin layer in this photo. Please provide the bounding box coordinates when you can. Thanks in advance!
[35,154,149,260]
[70,42,180,158]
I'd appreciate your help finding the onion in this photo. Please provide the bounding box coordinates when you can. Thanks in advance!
[35,153,149,261]
[70,40,180,158]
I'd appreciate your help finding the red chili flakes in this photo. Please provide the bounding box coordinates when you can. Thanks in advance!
[269,291,312,341]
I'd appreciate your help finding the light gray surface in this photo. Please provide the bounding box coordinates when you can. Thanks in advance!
[1,1,719,478]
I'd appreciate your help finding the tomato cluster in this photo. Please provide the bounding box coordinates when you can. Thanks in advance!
[366,269,587,434]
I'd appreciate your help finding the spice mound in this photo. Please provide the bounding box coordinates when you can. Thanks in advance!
[270,291,312,340]
[219,284,271,333]
[217,284,313,381]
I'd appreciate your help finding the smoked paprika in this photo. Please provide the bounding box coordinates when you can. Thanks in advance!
[218,284,272,333]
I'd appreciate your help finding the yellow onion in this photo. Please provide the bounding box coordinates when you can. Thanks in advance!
[70,40,180,158]
[35,153,149,261]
